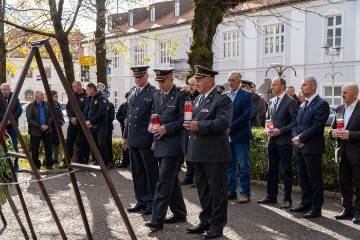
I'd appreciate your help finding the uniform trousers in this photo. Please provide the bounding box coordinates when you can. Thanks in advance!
[66,123,82,161]
[339,153,360,214]
[194,161,228,231]
[129,147,158,208]
[151,156,187,223]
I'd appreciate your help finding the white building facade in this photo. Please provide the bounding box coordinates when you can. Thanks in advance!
[81,0,360,109]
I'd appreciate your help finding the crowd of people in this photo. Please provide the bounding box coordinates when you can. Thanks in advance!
[0,63,359,239]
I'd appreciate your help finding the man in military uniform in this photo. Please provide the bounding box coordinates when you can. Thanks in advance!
[102,89,115,167]
[81,83,109,166]
[144,68,189,231]
[116,92,130,168]
[122,65,159,215]
[184,65,232,239]
[65,80,87,166]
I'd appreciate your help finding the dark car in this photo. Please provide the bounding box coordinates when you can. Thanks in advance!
[326,106,336,126]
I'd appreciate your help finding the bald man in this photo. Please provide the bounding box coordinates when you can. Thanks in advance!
[330,83,360,224]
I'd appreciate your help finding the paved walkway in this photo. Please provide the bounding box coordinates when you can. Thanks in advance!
[1,168,359,239]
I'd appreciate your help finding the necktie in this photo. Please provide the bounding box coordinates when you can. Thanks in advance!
[196,95,203,108]
[163,93,166,101]
[301,100,309,117]
[274,97,280,112]
[135,87,140,97]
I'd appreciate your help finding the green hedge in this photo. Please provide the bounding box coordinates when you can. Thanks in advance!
[250,128,339,192]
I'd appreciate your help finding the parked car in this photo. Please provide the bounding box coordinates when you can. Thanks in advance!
[326,106,337,126]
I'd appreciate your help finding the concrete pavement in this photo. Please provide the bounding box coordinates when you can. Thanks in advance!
[1,168,359,239]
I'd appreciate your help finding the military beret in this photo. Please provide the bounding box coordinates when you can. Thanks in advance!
[251,83,256,88]
[194,65,218,78]
[130,65,150,77]
[241,80,253,87]
[153,67,175,81]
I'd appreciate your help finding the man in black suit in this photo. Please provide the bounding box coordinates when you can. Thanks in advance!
[330,83,360,224]
[122,65,159,215]
[257,77,297,209]
[286,86,301,107]
[144,68,189,231]
[116,92,130,168]
[184,65,232,239]
[290,76,329,218]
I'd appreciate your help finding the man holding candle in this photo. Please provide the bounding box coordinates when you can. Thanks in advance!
[290,76,329,218]
[144,68,190,231]
[123,65,158,215]
[258,77,297,209]
[330,83,360,224]
[184,65,232,239]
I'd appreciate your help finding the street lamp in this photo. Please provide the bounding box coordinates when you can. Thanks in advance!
[265,63,297,77]
[321,44,342,106]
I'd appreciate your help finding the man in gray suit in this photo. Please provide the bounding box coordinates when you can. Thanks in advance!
[144,68,190,231]
[184,65,232,239]
[257,77,297,209]
[330,83,360,224]
[123,65,159,215]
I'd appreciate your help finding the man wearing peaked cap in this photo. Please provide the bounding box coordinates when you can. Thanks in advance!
[145,67,190,231]
[130,65,150,77]
[184,64,232,238]
[123,65,158,215]
[194,65,219,78]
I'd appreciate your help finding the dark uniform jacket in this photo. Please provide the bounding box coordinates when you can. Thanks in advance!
[116,101,128,130]
[250,92,260,127]
[26,100,53,136]
[267,94,297,145]
[330,101,360,164]
[187,87,232,163]
[82,92,108,126]
[292,95,329,155]
[124,83,157,148]
[51,101,65,144]
[0,92,22,127]
[66,89,87,120]
[152,85,190,158]
[107,101,115,130]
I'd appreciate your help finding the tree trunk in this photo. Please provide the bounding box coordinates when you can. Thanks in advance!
[0,0,7,84]
[187,0,243,79]
[95,0,107,87]
[57,35,76,87]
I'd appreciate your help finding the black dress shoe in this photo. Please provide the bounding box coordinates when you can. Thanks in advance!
[303,209,322,218]
[180,178,193,185]
[164,214,187,224]
[352,214,360,224]
[202,229,223,239]
[145,221,163,231]
[335,208,353,220]
[289,204,310,213]
[257,198,277,204]
[187,223,210,234]
[127,203,146,213]
[228,192,237,200]
[280,200,292,209]
[142,207,152,215]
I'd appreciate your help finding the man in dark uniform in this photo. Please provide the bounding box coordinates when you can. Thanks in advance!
[102,89,115,167]
[0,83,22,172]
[64,80,87,166]
[116,92,130,168]
[144,68,189,231]
[242,80,260,128]
[184,65,232,239]
[122,65,159,215]
[81,83,109,166]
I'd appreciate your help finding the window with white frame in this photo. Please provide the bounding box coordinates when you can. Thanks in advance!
[159,41,171,64]
[134,44,146,65]
[326,15,342,47]
[129,12,134,26]
[113,90,120,109]
[113,52,120,69]
[324,86,342,106]
[108,19,113,31]
[174,1,180,16]
[150,6,156,21]
[223,31,239,58]
[264,24,285,54]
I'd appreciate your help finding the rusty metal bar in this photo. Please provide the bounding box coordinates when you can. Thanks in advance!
[43,39,137,240]
[5,152,27,159]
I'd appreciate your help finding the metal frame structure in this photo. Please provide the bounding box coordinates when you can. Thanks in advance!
[0,39,136,240]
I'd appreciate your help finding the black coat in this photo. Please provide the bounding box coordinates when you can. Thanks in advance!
[82,92,108,126]
[51,101,65,144]
[0,92,22,128]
